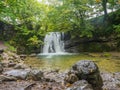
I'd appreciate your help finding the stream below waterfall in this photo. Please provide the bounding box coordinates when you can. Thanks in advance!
[25,32,120,73]
[25,52,120,72]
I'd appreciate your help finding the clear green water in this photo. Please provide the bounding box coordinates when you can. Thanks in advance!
[25,53,120,72]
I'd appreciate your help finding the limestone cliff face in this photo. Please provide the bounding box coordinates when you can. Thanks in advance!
[64,33,118,53]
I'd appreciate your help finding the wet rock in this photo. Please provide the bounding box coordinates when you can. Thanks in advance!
[0,63,3,73]
[12,54,20,60]
[0,75,17,82]
[50,68,60,73]
[44,78,55,82]
[66,80,93,90]
[29,53,37,57]
[0,49,4,54]
[3,69,44,81]
[8,57,14,61]
[44,71,64,83]
[14,64,25,69]
[2,52,9,60]
[101,72,120,90]
[71,60,98,75]
[114,72,120,81]
[65,60,103,90]
[27,69,43,81]
[20,54,27,60]
[64,73,78,84]
[8,62,16,67]
[3,69,30,80]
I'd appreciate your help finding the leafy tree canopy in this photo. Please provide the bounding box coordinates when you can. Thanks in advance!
[0,0,120,53]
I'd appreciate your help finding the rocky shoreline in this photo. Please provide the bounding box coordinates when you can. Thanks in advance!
[0,51,120,90]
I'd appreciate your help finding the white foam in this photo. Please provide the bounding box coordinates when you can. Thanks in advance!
[38,52,77,56]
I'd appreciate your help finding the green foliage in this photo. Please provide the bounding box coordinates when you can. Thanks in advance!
[114,24,120,37]
[0,0,120,53]
[114,24,120,48]
[4,42,16,52]
[28,35,43,47]
[0,0,48,53]
[46,0,94,38]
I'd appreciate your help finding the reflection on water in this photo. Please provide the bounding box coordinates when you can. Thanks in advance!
[25,53,120,72]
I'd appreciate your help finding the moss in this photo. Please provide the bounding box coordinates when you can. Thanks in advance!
[81,42,114,52]
[102,52,111,57]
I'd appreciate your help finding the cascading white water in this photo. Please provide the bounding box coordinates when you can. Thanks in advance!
[42,32,65,54]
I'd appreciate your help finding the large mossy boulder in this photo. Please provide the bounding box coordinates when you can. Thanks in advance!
[65,60,103,90]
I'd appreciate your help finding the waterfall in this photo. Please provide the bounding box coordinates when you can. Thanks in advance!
[42,32,65,54]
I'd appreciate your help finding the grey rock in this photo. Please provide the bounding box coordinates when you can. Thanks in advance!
[29,53,37,57]
[65,60,103,90]
[20,54,27,60]
[101,72,120,90]
[0,75,17,82]
[14,64,25,69]
[72,60,98,75]
[3,69,30,80]
[27,69,43,81]
[8,62,16,67]
[0,63,3,73]
[44,71,64,83]
[64,73,78,84]
[66,80,93,90]
[0,49,4,54]
[3,69,43,81]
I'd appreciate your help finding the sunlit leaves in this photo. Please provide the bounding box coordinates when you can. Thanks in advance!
[96,0,101,3]
[28,35,43,46]
[0,0,120,53]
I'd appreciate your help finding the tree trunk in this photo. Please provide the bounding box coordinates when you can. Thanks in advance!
[102,0,108,20]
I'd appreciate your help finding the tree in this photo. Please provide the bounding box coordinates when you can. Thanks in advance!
[0,0,48,53]
[46,0,94,38]
[0,0,120,53]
